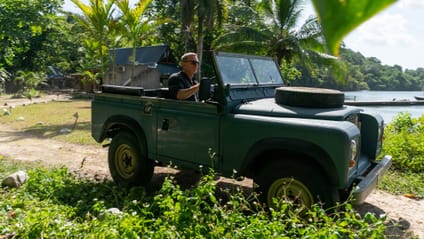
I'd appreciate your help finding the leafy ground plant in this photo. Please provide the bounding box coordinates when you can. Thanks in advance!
[382,112,424,173]
[380,112,424,199]
[0,160,387,238]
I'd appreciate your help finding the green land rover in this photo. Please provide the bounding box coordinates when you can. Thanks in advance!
[91,51,392,208]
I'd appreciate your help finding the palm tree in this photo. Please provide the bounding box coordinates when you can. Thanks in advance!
[115,0,167,84]
[70,0,117,84]
[181,0,228,80]
[213,0,342,80]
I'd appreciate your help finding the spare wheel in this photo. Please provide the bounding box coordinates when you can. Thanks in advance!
[275,86,344,108]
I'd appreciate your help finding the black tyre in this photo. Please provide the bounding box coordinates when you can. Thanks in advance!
[275,87,344,108]
[254,159,339,210]
[108,131,154,186]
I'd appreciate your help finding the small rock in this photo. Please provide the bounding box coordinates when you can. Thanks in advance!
[60,128,72,134]
[98,208,123,220]
[107,208,122,215]
[2,108,10,116]
[17,116,25,121]
[36,121,45,126]
[2,171,29,188]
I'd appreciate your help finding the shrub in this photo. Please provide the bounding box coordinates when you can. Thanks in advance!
[12,70,46,99]
[382,112,424,173]
[0,166,386,238]
[0,67,10,94]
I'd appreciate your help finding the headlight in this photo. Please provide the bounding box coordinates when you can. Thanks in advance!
[349,139,358,168]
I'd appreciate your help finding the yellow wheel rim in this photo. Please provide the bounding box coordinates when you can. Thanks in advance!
[115,144,137,179]
[267,178,314,209]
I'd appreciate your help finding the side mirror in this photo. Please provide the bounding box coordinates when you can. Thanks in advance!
[199,77,211,101]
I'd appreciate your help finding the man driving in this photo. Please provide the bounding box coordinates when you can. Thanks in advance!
[168,52,200,101]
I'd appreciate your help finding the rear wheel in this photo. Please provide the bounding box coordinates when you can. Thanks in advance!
[254,159,339,210]
[108,131,153,186]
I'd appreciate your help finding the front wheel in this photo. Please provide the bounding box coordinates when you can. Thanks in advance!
[254,159,339,210]
[108,131,153,186]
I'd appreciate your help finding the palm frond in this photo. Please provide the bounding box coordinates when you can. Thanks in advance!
[274,0,305,29]
[213,40,268,55]
[136,0,153,15]
[297,17,322,40]
[213,26,271,49]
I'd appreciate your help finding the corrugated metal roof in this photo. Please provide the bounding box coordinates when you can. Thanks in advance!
[110,45,174,65]
[157,63,181,75]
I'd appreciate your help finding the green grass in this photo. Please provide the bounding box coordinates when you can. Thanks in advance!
[0,158,387,238]
[0,99,96,145]
[0,155,39,179]
[380,170,424,199]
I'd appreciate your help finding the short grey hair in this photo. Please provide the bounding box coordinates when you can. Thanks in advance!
[180,52,198,62]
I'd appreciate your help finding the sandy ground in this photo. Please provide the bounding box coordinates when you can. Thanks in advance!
[0,95,423,238]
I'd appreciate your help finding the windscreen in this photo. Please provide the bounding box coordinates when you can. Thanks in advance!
[214,53,284,86]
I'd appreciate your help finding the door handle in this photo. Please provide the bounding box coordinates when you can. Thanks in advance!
[162,119,169,131]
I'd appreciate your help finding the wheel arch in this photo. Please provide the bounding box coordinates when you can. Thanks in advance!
[102,115,148,151]
[240,138,339,185]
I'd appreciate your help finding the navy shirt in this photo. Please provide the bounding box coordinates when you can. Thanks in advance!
[168,71,197,101]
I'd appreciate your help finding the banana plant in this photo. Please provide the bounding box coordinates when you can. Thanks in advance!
[70,0,117,84]
[115,0,168,85]
[311,0,397,55]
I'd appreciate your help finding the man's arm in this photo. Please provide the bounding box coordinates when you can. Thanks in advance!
[176,83,200,100]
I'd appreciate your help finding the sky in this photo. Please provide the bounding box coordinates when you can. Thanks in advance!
[336,0,424,70]
[63,0,424,70]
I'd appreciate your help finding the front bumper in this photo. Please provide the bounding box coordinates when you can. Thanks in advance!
[351,155,392,204]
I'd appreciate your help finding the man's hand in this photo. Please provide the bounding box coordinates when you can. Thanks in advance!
[176,83,200,100]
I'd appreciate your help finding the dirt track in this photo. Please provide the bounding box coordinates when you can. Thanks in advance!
[0,95,423,238]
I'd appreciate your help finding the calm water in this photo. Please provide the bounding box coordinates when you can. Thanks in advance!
[344,91,424,123]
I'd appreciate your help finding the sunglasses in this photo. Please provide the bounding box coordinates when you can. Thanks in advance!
[183,60,200,65]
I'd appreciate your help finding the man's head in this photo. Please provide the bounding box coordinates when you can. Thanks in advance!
[180,52,199,77]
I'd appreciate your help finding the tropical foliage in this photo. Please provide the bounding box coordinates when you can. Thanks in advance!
[115,0,167,83]
[0,164,386,238]
[1,0,411,93]
[179,0,228,80]
[292,47,424,91]
[13,71,46,99]
[0,0,82,74]
[0,68,10,94]
[379,112,424,199]
[212,0,343,82]
[70,0,117,82]
[382,112,424,173]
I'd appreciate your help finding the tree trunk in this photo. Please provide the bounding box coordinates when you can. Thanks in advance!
[196,16,204,82]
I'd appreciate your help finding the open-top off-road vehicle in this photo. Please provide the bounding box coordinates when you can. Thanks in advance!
[92,51,391,208]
